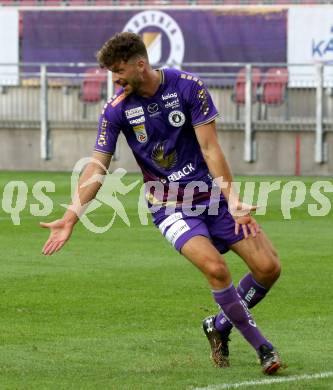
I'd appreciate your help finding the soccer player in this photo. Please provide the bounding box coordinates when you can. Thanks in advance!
[41,32,283,374]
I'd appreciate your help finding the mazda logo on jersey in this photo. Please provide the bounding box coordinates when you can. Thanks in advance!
[147,103,159,113]
[168,110,185,127]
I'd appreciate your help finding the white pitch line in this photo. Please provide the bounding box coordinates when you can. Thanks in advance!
[192,371,333,390]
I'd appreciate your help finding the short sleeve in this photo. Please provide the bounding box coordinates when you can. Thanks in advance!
[185,78,219,127]
[94,109,121,155]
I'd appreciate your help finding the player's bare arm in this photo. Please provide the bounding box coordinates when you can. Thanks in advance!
[40,151,112,255]
[194,120,259,238]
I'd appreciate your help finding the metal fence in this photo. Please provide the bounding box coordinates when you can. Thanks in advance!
[0,62,332,162]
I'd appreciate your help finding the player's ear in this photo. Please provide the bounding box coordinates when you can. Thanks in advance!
[136,58,146,72]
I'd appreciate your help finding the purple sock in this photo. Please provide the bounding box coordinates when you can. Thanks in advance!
[213,284,272,351]
[215,273,268,336]
[238,273,268,308]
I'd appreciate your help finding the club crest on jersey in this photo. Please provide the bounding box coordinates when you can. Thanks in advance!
[168,110,185,127]
[133,124,148,143]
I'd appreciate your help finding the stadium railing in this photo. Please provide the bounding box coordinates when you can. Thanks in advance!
[0,62,331,163]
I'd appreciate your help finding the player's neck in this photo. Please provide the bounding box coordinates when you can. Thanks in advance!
[137,68,161,98]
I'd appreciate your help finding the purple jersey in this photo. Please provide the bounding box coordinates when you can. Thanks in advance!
[94,68,219,206]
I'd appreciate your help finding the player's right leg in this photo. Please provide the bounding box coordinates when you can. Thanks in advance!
[214,230,281,338]
[180,235,232,367]
[153,211,232,367]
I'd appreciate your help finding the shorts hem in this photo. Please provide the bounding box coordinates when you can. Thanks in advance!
[227,234,244,248]
[176,233,210,253]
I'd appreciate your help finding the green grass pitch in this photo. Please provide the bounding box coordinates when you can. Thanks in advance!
[0,172,332,389]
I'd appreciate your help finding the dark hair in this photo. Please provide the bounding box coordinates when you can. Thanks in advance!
[96,32,148,69]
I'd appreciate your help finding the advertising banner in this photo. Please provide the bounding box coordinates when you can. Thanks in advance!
[288,6,333,87]
[0,8,19,85]
[22,9,286,74]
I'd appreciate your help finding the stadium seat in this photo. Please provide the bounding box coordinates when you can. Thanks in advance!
[62,0,87,4]
[231,67,262,119]
[195,0,214,4]
[80,67,107,117]
[0,0,22,4]
[0,0,18,4]
[80,67,107,103]
[260,67,289,119]
[93,0,123,4]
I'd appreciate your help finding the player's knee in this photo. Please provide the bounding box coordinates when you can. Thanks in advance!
[204,257,229,283]
[256,251,281,284]
[267,259,281,282]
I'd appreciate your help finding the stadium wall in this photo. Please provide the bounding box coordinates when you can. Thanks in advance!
[0,126,332,175]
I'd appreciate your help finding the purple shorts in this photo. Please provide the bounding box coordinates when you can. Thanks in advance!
[152,198,244,253]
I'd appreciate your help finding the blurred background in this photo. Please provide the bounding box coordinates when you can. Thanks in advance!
[0,0,332,175]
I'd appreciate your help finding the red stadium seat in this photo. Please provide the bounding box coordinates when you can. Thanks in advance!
[261,67,288,119]
[80,67,107,103]
[261,68,288,104]
[63,0,87,4]
[93,0,122,4]
[0,0,18,4]
[79,67,106,118]
[194,0,214,4]
[44,0,63,4]
[232,67,261,105]
[80,67,107,118]
[231,67,261,119]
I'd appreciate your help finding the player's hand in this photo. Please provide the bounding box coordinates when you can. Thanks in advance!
[229,200,257,217]
[234,214,260,238]
[229,200,260,238]
[40,219,74,255]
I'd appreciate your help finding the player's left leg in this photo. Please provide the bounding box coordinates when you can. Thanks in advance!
[212,231,283,373]
[231,230,281,288]
[214,231,281,336]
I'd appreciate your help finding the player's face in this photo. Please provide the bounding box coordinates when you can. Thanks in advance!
[111,59,144,95]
